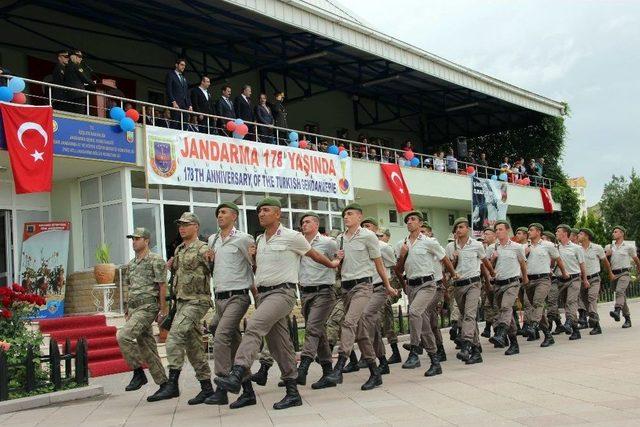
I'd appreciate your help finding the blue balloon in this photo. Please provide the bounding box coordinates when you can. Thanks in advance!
[398,159,406,167]
[289,140,299,148]
[234,118,244,125]
[288,131,298,141]
[491,174,498,180]
[109,106,126,121]
[327,145,339,155]
[232,131,241,139]
[339,150,348,159]
[119,117,136,132]
[499,173,508,181]
[0,87,12,102]
[8,77,25,93]
[410,157,420,167]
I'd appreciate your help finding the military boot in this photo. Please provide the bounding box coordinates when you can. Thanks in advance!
[489,324,508,348]
[204,386,228,405]
[456,340,472,362]
[361,361,382,391]
[437,344,447,362]
[214,365,246,394]
[551,317,566,335]
[342,351,360,373]
[401,346,421,369]
[378,356,390,375]
[324,353,347,386]
[480,323,492,338]
[622,315,632,328]
[273,379,302,410]
[311,362,336,390]
[563,319,573,335]
[125,367,148,391]
[465,345,483,365]
[449,321,459,341]
[610,307,621,322]
[424,352,442,377]
[147,368,180,402]
[296,355,313,386]
[188,379,214,405]
[403,342,424,354]
[229,381,256,409]
[504,335,519,356]
[577,310,588,329]
[569,324,582,340]
[589,322,602,335]
[540,327,555,347]
[388,343,402,364]
[250,362,270,386]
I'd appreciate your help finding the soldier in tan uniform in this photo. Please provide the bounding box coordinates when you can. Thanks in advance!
[117,228,168,395]
[149,212,213,404]
[214,198,338,410]
[481,227,497,338]
[578,228,611,335]
[377,228,402,364]
[607,226,640,328]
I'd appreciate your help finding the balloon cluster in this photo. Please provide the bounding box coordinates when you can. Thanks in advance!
[465,166,476,176]
[498,172,509,181]
[327,144,349,159]
[0,77,27,104]
[110,106,139,132]
[516,177,531,186]
[399,150,420,167]
[225,119,249,138]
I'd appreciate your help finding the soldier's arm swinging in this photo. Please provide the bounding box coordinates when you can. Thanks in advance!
[580,261,589,289]
[158,282,168,316]
[602,256,612,279]
[305,248,340,269]
[373,257,397,297]
[481,258,495,277]
[555,257,569,279]
[519,258,529,285]
[442,256,458,279]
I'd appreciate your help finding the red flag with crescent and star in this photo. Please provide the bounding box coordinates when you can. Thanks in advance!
[0,103,54,194]
[540,187,554,213]
[380,163,413,212]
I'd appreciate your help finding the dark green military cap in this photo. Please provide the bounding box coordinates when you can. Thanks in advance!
[403,210,423,223]
[579,228,594,240]
[483,226,495,233]
[494,220,511,229]
[529,223,544,232]
[613,225,627,234]
[382,228,391,237]
[299,211,320,225]
[216,202,239,217]
[516,226,528,233]
[256,197,282,210]
[556,224,571,232]
[341,203,363,217]
[126,227,151,239]
[451,217,469,232]
[361,217,378,227]
[570,228,580,235]
[175,211,200,225]
[543,231,557,242]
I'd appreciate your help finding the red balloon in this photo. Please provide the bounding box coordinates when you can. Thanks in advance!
[236,124,249,136]
[466,166,475,174]
[12,92,26,104]
[522,177,531,185]
[226,121,237,132]
[299,140,308,149]
[404,150,415,160]
[338,146,346,153]
[125,108,140,122]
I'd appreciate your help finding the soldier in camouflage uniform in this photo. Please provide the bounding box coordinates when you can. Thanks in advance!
[148,212,213,404]
[117,228,168,395]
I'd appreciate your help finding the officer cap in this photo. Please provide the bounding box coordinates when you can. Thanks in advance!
[256,197,282,211]
[543,231,556,242]
[361,217,378,227]
[215,202,239,217]
[451,217,469,232]
[175,212,199,225]
[579,228,594,240]
[613,225,626,234]
[556,224,571,233]
[516,226,528,233]
[494,220,511,229]
[403,211,423,223]
[341,203,363,217]
[126,227,151,239]
[300,211,320,225]
[528,223,544,232]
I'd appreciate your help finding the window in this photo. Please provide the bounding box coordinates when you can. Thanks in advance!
[290,194,309,210]
[388,209,398,224]
[131,170,159,199]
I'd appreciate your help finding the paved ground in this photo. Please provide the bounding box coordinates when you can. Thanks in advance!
[4,299,640,426]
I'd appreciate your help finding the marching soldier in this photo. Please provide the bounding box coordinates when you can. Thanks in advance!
[523,223,568,347]
[117,228,168,395]
[148,212,213,404]
[214,198,338,410]
[578,228,611,335]
[607,226,640,328]
[555,224,589,340]
[489,221,527,355]
[514,227,529,244]
[570,228,580,244]
[204,202,257,408]
[481,227,498,338]
[425,226,448,362]
[250,346,274,386]
[321,204,397,390]
[542,231,566,334]
[445,218,493,364]
[378,228,402,364]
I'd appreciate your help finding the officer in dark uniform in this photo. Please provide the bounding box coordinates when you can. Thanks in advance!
[63,49,95,114]
[51,50,69,111]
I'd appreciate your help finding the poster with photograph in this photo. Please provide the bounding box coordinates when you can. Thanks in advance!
[471,177,508,237]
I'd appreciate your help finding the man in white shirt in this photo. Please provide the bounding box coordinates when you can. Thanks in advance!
[578,228,611,335]
[606,225,640,328]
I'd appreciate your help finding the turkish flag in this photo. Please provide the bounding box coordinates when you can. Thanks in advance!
[380,163,413,212]
[540,187,554,213]
[0,103,54,194]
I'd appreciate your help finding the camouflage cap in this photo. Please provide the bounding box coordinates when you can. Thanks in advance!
[300,211,320,225]
[528,222,544,232]
[256,197,282,210]
[494,220,511,229]
[361,216,378,227]
[175,212,200,225]
[404,210,424,223]
[516,226,528,233]
[579,228,594,240]
[543,231,557,242]
[451,217,469,232]
[126,227,151,239]
[215,202,239,217]
[613,225,626,234]
[341,203,363,217]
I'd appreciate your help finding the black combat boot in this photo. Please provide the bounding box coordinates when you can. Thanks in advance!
[401,345,421,369]
[273,379,302,410]
[489,324,508,348]
[204,386,228,405]
[214,365,246,394]
[147,368,180,402]
[456,340,472,362]
[589,322,602,335]
[540,327,555,347]
[361,361,382,391]
[449,321,459,341]
[465,345,483,365]
[357,353,368,369]
[481,323,492,338]
[403,342,424,354]
[569,323,581,340]
[311,362,336,389]
[424,352,442,377]
[610,307,621,322]
[577,309,588,329]
[504,335,519,356]
[250,362,270,386]
[437,344,447,362]
[388,343,402,364]
[563,319,573,335]
[622,315,632,328]
[295,355,313,386]
[526,322,539,341]
[188,379,214,405]
[324,353,347,386]
[378,356,390,375]
[342,351,360,373]
[229,380,256,409]
[551,317,566,335]
[125,367,148,391]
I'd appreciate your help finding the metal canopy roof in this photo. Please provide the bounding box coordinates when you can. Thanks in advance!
[1,0,566,147]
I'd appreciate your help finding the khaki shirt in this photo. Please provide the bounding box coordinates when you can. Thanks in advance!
[445,238,485,280]
[606,242,636,271]
[209,227,254,292]
[372,240,396,284]
[299,233,338,286]
[556,241,584,276]
[255,224,311,287]
[494,240,526,280]
[526,240,559,275]
[126,252,166,302]
[340,227,381,281]
[173,240,211,302]
[398,234,445,280]
[581,243,605,276]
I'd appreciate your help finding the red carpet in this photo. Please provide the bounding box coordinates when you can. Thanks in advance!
[38,315,131,377]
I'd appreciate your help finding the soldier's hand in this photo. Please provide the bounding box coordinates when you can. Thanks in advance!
[522,276,529,285]
[583,279,590,289]
[337,249,345,260]
[609,272,615,282]
[451,273,460,281]
[205,249,215,263]
[562,272,569,280]
[330,259,341,269]
[166,257,174,270]
[385,286,398,297]
[248,244,257,256]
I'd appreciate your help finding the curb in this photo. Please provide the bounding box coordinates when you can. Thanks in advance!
[0,384,104,415]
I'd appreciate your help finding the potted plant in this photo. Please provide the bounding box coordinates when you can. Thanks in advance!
[93,243,115,284]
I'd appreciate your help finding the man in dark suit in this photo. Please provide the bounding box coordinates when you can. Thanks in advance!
[216,85,234,135]
[63,49,95,114]
[51,50,69,111]
[165,58,192,129]
[255,93,275,144]
[234,85,254,139]
[190,75,215,133]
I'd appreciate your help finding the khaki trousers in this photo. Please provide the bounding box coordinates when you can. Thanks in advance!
[482,285,497,324]
[300,287,335,364]
[453,281,481,346]
[581,277,601,321]
[523,277,551,329]
[212,294,250,377]
[614,273,632,316]
[494,282,520,336]
[562,277,581,324]
[166,300,211,380]
[421,286,444,350]
[547,278,564,320]
[407,281,437,353]
[380,297,398,344]
[338,282,375,361]
[364,285,388,358]
[234,287,297,380]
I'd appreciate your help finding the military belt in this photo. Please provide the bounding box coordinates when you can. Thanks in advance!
[257,282,296,293]
[299,284,332,293]
[527,273,550,281]
[586,273,601,280]
[495,276,520,287]
[128,296,158,309]
[341,277,372,290]
[612,268,630,275]
[453,276,480,287]
[215,289,249,300]
[408,275,434,287]
[558,273,580,283]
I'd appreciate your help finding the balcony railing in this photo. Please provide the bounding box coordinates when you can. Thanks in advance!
[6,75,553,189]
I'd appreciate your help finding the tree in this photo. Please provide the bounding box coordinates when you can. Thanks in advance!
[600,170,640,242]
[576,211,608,246]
